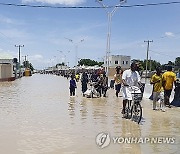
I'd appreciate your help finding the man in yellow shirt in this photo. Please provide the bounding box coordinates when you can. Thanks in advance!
[150,67,165,111]
[162,66,177,108]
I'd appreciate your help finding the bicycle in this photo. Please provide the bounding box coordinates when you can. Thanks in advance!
[123,83,145,124]
[84,81,100,98]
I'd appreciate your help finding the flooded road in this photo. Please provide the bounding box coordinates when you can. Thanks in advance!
[0,74,179,154]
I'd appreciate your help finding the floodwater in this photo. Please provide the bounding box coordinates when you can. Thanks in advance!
[0,74,179,154]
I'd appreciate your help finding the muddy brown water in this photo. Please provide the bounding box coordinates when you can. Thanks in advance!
[0,74,179,154]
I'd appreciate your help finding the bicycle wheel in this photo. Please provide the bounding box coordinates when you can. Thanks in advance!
[131,102,142,124]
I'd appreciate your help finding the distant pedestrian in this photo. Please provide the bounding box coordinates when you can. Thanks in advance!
[70,74,77,96]
[102,73,108,97]
[177,69,180,78]
[81,72,88,96]
[150,67,165,111]
[98,73,108,97]
[75,73,80,82]
[91,71,98,82]
[162,66,177,108]
[114,66,123,97]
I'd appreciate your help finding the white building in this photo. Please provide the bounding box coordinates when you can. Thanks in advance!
[0,59,16,81]
[57,65,69,71]
[103,55,131,77]
[105,55,131,69]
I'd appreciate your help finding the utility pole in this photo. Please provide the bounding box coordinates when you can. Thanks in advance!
[25,55,27,61]
[22,55,28,68]
[144,40,153,83]
[58,50,70,66]
[65,37,84,74]
[96,0,127,77]
[67,62,70,67]
[15,45,24,77]
[150,56,152,72]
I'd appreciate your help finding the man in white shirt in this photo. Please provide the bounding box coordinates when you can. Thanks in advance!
[121,62,141,114]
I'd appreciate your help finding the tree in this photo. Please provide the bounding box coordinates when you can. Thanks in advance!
[98,62,104,66]
[131,59,144,71]
[56,62,65,67]
[150,60,161,71]
[78,59,104,66]
[167,61,174,66]
[22,60,34,71]
[175,57,180,70]
[131,59,160,71]
[29,63,34,71]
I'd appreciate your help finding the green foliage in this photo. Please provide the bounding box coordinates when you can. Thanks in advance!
[78,59,104,66]
[132,59,161,71]
[56,62,65,67]
[167,61,175,66]
[132,57,180,71]
[175,57,180,69]
[22,61,34,71]
[149,60,161,70]
[98,62,104,66]
[29,63,34,71]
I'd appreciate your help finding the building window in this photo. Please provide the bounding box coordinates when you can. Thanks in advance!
[115,61,118,64]
[123,61,125,65]
[126,61,128,65]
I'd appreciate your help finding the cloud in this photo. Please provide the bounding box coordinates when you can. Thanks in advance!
[0,15,25,25]
[0,50,14,59]
[29,54,43,61]
[0,29,28,39]
[0,15,14,24]
[22,0,85,5]
[165,32,175,37]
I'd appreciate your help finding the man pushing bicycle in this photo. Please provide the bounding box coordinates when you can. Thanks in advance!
[121,62,142,114]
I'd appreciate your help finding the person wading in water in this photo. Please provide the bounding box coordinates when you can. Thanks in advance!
[114,66,123,97]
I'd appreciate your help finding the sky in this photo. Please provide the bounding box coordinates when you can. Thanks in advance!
[0,0,180,69]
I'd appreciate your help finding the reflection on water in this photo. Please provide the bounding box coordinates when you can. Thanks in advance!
[0,74,179,154]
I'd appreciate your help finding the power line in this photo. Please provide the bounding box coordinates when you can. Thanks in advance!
[150,50,176,58]
[0,1,180,9]
[122,1,180,8]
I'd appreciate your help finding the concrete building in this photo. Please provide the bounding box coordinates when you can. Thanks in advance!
[104,55,131,77]
[0,59,16,81]
[57,65,69,71]
[108,55,131,69]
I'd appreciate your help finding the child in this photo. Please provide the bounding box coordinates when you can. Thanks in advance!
[114,66,123,97]
[70,75,77,96]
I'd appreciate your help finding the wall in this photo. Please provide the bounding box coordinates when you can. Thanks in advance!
[0,64,15,81]
[0,64,11,78]
[108,66,130,78]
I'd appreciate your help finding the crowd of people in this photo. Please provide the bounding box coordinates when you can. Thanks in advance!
[68,63,178,114]
[69,69,108,97]
[68,62,143,115]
